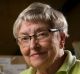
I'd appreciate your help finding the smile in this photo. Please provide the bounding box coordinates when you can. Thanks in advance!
[30,52,47,57]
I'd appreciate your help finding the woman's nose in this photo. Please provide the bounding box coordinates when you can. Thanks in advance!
[29,38,38,50]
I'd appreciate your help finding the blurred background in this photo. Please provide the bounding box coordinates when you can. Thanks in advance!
[0,0,80,55]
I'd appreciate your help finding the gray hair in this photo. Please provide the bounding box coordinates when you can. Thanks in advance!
[13,2,69,38]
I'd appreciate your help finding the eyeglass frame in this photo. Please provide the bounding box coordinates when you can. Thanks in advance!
[17,28,60,47]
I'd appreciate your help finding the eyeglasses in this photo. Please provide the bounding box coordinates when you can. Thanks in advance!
[17,29,59,47]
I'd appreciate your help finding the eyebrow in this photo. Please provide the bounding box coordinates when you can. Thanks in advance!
[18,27,49,36]
[35,27,49,33]
[18,32,29,37]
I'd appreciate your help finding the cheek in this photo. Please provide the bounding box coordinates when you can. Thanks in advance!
[19,46,31,65]
[42,38,58,55]
[40,39,58,63]
[40,39,53,50]
[40,39,55,56]
[23,55,31,66]
[19,45,30,56]
[52,38,60,50]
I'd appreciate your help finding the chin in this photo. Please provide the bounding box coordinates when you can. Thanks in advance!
[30,59,46,68]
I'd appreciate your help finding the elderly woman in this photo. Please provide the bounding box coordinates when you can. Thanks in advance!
[13,2,80,74]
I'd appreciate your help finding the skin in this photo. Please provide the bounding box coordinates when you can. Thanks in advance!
[17,21,66,74]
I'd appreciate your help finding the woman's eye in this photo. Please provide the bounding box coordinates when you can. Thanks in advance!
[22,36,29,41]
[37,32,49,38]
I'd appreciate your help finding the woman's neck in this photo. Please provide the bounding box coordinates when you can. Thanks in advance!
[36,53,66,74]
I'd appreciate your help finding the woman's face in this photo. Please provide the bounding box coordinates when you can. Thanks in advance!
[17,21,62,69]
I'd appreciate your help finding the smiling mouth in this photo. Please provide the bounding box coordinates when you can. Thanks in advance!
[30,52,47,57]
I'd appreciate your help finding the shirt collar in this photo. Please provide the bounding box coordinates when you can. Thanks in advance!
[27,50,76,74]
[56,50,76,74]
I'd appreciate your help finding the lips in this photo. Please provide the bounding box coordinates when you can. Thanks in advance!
[30,52,47,57]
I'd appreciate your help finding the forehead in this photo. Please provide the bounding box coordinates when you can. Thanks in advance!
[18,21,49,34]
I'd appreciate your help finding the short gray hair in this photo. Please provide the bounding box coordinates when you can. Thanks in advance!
[13,2,69,38]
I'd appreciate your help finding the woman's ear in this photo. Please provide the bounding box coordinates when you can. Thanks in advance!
[60,32,66,49]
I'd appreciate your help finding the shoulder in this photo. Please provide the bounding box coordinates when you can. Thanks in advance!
[20,67,36,74]
[69,59,80,74]
[20,69,28,74]
[74,60,80,69]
